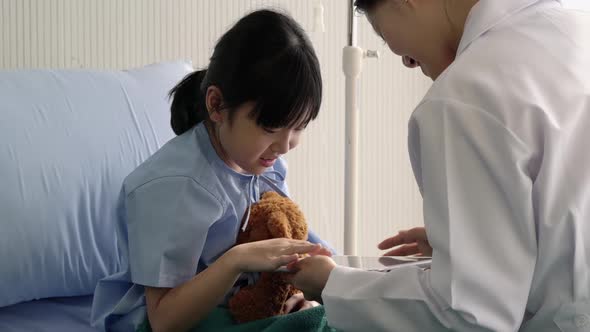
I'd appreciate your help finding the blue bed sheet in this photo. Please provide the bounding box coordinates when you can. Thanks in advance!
[0,295,98,332]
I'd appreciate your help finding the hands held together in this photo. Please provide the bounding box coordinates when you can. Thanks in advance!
[227,227,432,307]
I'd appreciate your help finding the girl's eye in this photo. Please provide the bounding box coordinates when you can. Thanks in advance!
[263,127,278,134]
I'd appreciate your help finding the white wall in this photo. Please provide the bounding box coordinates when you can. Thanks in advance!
[563,0,590,10]
[0,0,430,255]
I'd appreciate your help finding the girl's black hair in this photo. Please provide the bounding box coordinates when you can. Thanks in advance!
[169,9,323,136]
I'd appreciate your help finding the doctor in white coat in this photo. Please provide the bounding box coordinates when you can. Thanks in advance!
[285,0,590,331]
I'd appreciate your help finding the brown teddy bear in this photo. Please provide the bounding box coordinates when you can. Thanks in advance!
[228,191,308,323]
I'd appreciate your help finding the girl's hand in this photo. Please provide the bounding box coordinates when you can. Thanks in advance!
[285,255,337,303]
[226,238,325,273]
[283,292,320,313]
[378,227,433,257]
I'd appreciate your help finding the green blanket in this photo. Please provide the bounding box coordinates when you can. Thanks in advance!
[137,306,338,332]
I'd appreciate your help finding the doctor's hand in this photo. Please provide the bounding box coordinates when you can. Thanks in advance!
[283,292,320,313]
[284,255,337,303]
[378,227,433,257]
[226,239,326,273]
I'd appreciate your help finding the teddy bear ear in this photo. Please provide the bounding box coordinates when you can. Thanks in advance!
[260,191,281,201]
[284,207,308,240]
[267,211,291,238]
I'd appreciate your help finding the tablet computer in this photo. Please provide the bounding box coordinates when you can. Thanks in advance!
[331,255,431,271]
[276,255,431,272]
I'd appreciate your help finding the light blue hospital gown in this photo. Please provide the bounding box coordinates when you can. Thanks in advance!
[90,122,333,332]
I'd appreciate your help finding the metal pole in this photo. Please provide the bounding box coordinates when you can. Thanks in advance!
[348,0,357,47]
[343,0,360,255]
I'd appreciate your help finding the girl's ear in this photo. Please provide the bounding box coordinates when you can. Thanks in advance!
[206,86,224,123]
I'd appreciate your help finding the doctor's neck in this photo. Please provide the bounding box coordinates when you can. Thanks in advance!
[445,0,479,54]
[428,0,479,80]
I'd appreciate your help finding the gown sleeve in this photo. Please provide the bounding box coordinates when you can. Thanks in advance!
[125,176,224,288]
[322,99,537,331]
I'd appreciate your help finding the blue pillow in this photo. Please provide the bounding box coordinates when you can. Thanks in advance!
[0,61,193,307]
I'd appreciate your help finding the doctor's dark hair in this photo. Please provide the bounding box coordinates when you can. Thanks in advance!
[354,0,386,13]
[169,9,322,136]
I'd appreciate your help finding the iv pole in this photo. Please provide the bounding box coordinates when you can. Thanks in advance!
[342,0,378,255]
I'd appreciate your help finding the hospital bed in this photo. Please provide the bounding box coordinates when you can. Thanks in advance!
[0,61,192,331]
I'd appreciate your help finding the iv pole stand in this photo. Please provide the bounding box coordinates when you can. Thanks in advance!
[342,0,378,255]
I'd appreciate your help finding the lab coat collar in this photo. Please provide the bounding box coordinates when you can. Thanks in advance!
[457,0,562,55]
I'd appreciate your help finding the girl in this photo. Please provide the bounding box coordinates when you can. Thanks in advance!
[287,0,590,331]
[91,9,332,332]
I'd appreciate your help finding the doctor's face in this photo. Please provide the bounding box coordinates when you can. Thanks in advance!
[367,0,459,80]
[214,101,304,175]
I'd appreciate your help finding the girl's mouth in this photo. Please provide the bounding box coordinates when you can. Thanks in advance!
[259,157,276,167]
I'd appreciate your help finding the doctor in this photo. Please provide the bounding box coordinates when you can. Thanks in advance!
[286,0,590,331]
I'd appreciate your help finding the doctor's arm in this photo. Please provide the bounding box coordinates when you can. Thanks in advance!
[300,100,538,331]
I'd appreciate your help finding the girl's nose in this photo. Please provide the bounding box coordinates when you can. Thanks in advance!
[272,134,290,155]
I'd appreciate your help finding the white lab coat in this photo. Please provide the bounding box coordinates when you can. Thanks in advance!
[322,0,590,331]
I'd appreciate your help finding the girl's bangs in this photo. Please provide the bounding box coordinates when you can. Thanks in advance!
[249,47,322,129]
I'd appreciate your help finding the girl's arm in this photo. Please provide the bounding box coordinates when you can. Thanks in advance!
[144,239,326,332]
[145,250,240,332]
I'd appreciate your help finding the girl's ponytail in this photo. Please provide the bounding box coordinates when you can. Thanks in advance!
[169,69,208,136]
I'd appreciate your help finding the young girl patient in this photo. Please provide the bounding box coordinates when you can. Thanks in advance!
[91,9,332,332]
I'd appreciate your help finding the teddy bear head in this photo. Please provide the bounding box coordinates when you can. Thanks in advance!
[236,191,308,244]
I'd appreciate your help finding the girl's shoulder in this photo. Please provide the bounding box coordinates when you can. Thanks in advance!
[124,127,223,201]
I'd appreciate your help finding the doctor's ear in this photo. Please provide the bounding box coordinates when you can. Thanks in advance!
[206,86,224,123]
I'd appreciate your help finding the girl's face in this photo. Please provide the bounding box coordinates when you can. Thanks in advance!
[367,0,463,80]
[212,101,305,175]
